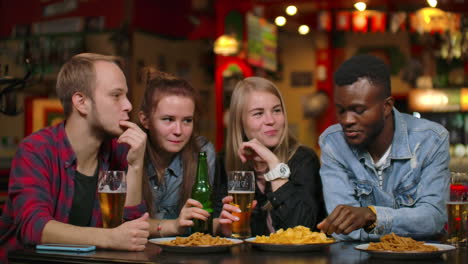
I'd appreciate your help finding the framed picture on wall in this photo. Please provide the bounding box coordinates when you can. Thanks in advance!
[291,71,313,87]
[24,97,64,136]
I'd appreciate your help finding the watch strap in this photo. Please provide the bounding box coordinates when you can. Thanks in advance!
[264,163,290,182]
[364,206,377,232]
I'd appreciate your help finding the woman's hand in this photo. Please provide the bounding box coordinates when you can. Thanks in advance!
[239,139,289,191]
[217,196,257,237]
[238,138,280,171]
[175,198,210,234]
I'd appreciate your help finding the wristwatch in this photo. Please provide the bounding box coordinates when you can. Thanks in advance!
[264,163,291,182]
[364,206,378,232]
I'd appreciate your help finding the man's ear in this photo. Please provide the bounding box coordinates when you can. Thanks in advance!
[138,111,149,129]
[383,96,394,117]
[71,92,89,115]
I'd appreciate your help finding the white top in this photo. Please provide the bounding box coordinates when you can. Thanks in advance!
[371,145,392,188]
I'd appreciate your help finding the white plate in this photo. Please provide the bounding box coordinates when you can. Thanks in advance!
[244,237,337,252]
[355,243,456,259]
[149,237,243,253]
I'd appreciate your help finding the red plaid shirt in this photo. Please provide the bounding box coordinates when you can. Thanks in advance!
[0,122,146,262]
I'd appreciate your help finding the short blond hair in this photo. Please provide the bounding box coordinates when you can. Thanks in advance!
[225,76,299,171]
[56,53,123,117]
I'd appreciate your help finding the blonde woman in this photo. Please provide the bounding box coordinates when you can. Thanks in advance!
[213,76,326,236]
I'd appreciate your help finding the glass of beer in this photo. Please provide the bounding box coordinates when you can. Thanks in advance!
[98,170,126,228]
[446,172,468,247]
[228,171,255,239]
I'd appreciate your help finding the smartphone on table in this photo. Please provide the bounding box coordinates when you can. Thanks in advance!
[36,244,96,252]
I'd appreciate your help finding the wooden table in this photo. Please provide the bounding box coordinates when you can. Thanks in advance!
[9,242,468,264]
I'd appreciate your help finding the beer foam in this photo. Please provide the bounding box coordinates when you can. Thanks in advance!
[228,190,255,194]
[98,185,126,193]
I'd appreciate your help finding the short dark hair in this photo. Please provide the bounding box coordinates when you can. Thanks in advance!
[56,53,123,117]
[334,55,391,98]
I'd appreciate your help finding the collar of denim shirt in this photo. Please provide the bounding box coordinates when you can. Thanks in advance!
[354,108,413,165]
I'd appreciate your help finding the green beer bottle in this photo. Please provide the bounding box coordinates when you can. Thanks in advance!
[191,151,213,234]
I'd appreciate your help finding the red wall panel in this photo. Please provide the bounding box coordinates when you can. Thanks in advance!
[132,0,193,38]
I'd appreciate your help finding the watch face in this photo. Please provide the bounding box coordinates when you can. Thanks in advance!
[280,165,287,174]
[279,164,290,177]
[264,163,290,181]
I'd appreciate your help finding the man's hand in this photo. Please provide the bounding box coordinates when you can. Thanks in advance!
[109,212,150,251]
[317,205,376,235]
[118,120,147,206]
[118,120,146,168]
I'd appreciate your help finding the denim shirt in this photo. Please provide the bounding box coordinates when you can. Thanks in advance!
[319,108,450,241]
[147,137,216,220]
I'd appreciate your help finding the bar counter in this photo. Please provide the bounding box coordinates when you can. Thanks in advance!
[9,241,467,264]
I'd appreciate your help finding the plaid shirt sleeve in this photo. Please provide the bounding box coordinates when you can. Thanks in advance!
[8,136,61,245]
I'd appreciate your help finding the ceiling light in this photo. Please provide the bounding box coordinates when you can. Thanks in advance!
[213,35,239,56]
[298,25,309,35]
[427,0,437,8]
[354,2,367,12]
[286,5,297,16]
[275,16,286,26]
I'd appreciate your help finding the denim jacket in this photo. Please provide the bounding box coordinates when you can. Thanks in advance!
[319,108,450,241]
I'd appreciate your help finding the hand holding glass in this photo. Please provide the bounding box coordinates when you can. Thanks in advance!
[228,171,255,239]
[98,170,126,228]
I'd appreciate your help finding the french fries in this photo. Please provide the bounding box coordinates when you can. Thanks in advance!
[165,232,234,246]
[367,233,438,252]
[254,226,335,244]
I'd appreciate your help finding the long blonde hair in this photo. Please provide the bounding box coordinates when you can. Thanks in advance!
[225,76,299,171]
